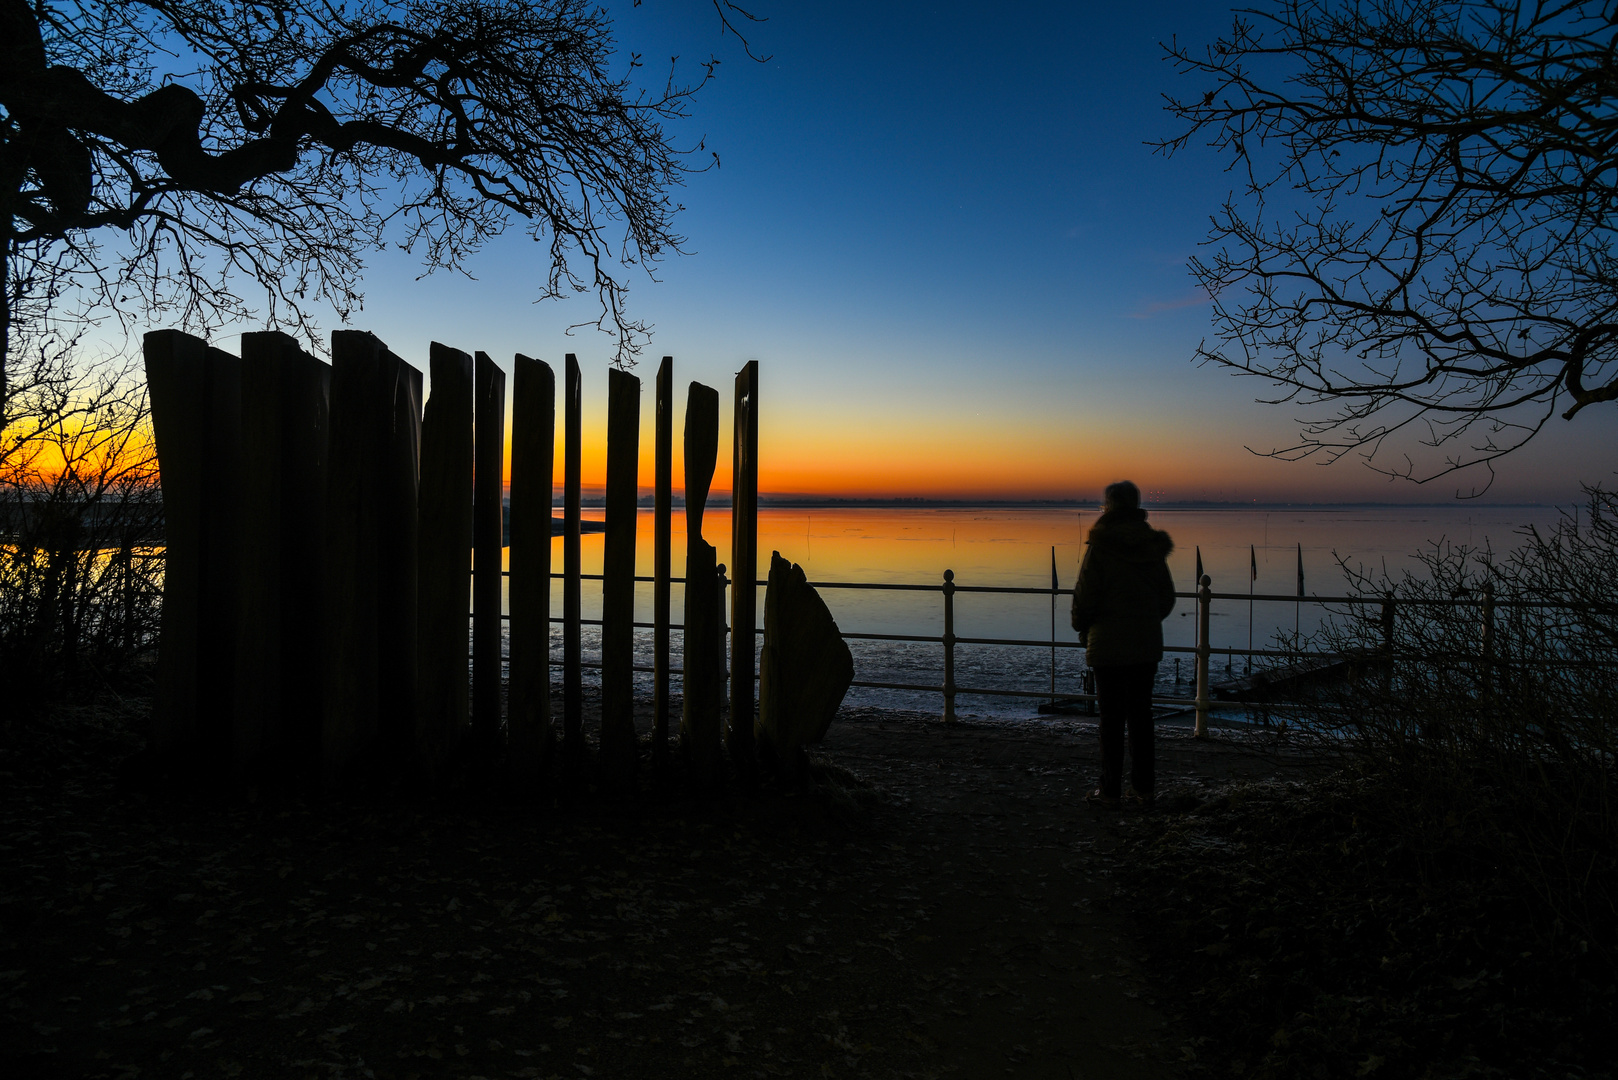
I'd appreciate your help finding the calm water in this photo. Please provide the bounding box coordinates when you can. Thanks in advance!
[516,505,1563,719]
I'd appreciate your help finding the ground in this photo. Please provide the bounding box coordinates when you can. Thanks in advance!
[0,699,1323,1080]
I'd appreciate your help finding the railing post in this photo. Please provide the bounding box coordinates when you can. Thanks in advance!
[942,569,957,723]
[1195,574,1211,738]
[1480,580,1496,699]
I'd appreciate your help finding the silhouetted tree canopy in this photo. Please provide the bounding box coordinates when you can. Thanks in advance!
[0,0,756,407]
[1162,0,1618,490]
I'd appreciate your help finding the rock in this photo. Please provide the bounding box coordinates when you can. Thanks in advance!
[758,551,854,778]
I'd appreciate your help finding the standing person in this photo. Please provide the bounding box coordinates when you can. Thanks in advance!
[1071,481,1176,808]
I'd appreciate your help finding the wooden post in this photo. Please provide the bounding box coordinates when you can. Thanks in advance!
[473,352,507,756]
[509,354,556,782]
[417,343,475,786]
[563,355,583,760]
[1195,574,1212,737]
[1049,546,1057,705]
[236,331,329,786]
[729,361,759,773]
[378,345,422,776]
[601,367,641,787]
[279,343,330,783]
[681,382,723,786]
[235,333,287,781]
[142,331,241,778]
[653,357,673,773]
[942,569,957,723]
[323,331,420,789]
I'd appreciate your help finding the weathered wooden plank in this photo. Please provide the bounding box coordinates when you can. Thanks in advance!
[600,367,641,788]
[236,331,329,786]
[729,361,759,775]
[324,333,382,785]
[653,357,673,773]
[417,343,474,786]
[680,381,723,787]
[279,344,330,785]
[472,352,507,756]
[143,330,241,776]
[377,346,422,776]
[508,353,555,781]
[234,334,286,780]
[562,354,583,760]
[323,331,420,789]
[198,344,243,777]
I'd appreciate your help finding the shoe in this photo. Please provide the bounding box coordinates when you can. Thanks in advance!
[1085,789,1120,809]
[1123,787,1156,808]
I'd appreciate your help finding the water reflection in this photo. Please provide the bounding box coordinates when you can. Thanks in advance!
[502,506,1560,719]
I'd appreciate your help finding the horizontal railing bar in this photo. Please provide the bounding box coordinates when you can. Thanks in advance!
[851,679,944,693]
[486,571,1596,612]
[956,635,1081,648]
[1201,590,1596,610]
[800,580,941,592]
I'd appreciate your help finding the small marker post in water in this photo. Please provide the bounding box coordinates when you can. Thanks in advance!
[1296,542,1304,637]
[1248,544,1257,675]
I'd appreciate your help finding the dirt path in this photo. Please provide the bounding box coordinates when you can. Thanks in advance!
[0,704,1319,1079]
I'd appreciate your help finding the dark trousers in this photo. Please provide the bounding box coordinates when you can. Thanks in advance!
[1093,662,1157,797]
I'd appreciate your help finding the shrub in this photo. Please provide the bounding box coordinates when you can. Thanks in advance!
[1120,493,1618,1078]
[0,351,162,717]
[1294,487,1617,965]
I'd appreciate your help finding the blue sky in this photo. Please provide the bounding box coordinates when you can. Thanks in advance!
[270,0,1614,503]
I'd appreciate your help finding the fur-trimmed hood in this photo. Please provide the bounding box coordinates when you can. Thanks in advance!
[1085,507,1173,561]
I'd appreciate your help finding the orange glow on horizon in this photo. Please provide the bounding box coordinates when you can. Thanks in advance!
[502,405,1274,503]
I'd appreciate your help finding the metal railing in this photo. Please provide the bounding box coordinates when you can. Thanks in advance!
[506,565,1614,736]
[502,566,1473,737]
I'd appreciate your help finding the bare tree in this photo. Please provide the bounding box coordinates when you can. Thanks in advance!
[0,0,761,412]
[1161,0,1618,491]
[0,342,163,716]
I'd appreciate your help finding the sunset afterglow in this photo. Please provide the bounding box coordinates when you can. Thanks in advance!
[192,1,1611,504]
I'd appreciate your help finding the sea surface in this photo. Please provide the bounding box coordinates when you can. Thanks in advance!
[519,504,1566,719]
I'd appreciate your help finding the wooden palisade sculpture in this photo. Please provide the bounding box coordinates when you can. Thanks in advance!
[508,354,556,785]
[599,367,641,788]
[680,382,724,787]
[416,343,474,788]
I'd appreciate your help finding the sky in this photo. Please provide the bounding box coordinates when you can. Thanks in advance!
[205,0,1616,504]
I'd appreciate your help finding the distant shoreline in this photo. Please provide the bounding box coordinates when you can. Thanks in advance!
[568,498,1556,511]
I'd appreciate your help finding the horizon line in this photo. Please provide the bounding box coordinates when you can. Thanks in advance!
[537,494,1556,510]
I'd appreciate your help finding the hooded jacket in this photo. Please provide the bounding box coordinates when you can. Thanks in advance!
[1071,507,1177,666]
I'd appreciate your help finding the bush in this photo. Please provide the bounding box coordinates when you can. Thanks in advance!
[1120,491,1618,1078]
[0,351,162,717]
[1296,486,1617,966]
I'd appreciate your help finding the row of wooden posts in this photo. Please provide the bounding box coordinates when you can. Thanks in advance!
[144,328,760,792]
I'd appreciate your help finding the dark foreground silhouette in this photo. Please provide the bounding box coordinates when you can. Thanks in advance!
[4,693,1608,1079]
